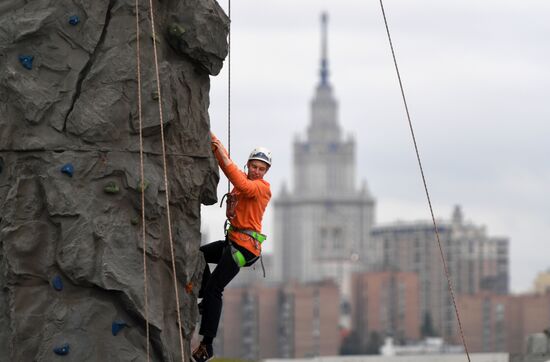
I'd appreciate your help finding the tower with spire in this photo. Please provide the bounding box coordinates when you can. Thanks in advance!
[272,13,376,299]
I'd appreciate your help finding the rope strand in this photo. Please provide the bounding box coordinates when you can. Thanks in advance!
[134,0,151,360]
[227,0,232,195]
[377,1,471,360]
[147,1,186,361]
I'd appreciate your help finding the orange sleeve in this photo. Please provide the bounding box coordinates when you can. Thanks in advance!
[211,140,264,198]
[222,163,265,198]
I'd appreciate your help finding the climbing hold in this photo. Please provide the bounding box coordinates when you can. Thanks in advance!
[103,181,120,194]
[151,32,161,44]
[18,55,34,70]
[131,217,139,225]
[53,343,70,356]
[168,23,186,38]
[112,320,127,336]
[68,15,80,26]
[61,163,74,177]
[151,91,159,100]
[137,180,149,192]
[185,282,193,294]
[52,275,64,291]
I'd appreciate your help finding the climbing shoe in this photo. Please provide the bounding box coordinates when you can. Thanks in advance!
[191,343,213,362]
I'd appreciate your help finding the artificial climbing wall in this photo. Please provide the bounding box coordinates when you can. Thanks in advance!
[0,0,228,360]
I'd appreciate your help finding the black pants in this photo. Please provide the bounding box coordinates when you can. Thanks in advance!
[198,239,257,338]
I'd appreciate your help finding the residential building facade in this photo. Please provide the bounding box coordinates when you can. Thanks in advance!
[368,206,509,342]
[456,292,550,354]
[217,281,340,359]
[351,271,421,350]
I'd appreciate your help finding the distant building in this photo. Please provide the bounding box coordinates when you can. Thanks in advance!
[368,206,509,342]
[216,283,280,360]
[533,269,550,295]
[217,280,340,359]
[272,12,375,299]
[351,271,421,349]
[456,292,550,354]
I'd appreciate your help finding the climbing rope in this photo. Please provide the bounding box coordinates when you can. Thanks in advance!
[227,0,232,195]
[132,1,187,361]
[147,0,187,360]
[377,1,471,360]
[134,0,151,360]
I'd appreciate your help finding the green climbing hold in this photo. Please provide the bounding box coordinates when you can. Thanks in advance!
[151,32,161,44]
[104,181,120,194]
[137,180,149,192]
[131,217,139,225]
[168,23,186,38]
[151,91,159,100]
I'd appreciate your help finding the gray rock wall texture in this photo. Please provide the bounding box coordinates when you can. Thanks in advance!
[0,0,228,361]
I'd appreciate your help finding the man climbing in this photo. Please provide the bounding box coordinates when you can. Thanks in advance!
[191,132,272,362]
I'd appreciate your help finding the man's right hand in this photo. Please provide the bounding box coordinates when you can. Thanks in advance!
[210,132,222,152]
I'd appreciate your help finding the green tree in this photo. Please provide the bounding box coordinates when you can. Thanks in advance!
[340,331,362,355]
[365,331,383,355]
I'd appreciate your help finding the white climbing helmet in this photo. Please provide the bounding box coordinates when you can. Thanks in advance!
[248,147,272,166]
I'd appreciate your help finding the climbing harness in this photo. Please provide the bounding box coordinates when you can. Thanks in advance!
[230,244,247,267]
[378,1,471,360]
[223,222,267,276]
[227,224,267,244]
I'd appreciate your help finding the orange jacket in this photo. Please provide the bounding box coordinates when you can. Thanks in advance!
[213,138,271,256]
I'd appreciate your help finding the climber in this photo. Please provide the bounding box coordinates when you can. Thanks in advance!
[192,132,272,362]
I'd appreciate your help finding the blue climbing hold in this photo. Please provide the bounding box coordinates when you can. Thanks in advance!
[61,163,74,177]
[53,343,70,356]
[112,320,127,336]
[52,275,63,291]
[18,55,34,70]
[68,15,80,26]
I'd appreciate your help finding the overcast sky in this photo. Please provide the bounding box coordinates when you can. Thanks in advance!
[202,0,550,293]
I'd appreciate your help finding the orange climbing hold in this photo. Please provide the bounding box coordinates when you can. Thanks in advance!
[185,282,193,294]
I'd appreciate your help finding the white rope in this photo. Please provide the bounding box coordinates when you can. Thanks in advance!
[146,1,186,360]
[134,0,151,360]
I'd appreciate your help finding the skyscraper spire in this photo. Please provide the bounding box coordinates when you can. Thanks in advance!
[320,12,329,86]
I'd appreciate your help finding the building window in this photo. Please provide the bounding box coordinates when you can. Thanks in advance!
[333,227,343,249]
